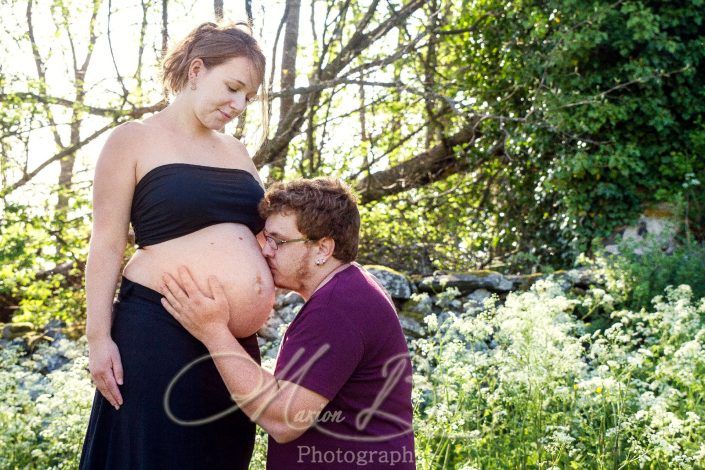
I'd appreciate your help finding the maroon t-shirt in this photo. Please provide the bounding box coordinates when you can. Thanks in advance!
[266,264,415,469]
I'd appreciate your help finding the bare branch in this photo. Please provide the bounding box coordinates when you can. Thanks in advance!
[135,0,150,91]
[108,0,131,99]
[255,0,425,166]
[214,0,223,20]
[267,2,289,117]
[0,93,165,118]
[3,121,120,196]
[245,0,253,24]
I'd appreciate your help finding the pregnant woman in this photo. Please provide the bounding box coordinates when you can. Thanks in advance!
[79,23,275,469]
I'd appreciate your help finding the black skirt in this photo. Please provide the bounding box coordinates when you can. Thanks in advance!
[80,277,260,469]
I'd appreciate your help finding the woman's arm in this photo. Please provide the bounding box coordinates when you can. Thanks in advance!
[85,123,139,409]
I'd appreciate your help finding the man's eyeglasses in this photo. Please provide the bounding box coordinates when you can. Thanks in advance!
[263,231,318,251]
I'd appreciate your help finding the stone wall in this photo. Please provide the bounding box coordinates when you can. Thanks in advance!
[257,264,603,345]
[0,264,604,367]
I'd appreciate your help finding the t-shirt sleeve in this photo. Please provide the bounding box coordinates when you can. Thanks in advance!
[274,301,365,401]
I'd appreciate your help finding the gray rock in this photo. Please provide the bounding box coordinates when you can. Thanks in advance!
[2,322,35,340]
[42,352,70,373]
[547,268,597,291]
[465,288,492,304]
[398,314,424,337]
[604,244,620,255]
[275,290,304,309]
[44,319,67,340]
[364,265,413,300]
[8,337,31,354]
[564,268,597,288]
[463,289,492,313]
[278,303,302,323]
[419,271,513,294]
[604,203,678,255]
[546,272,573,291]
[258,311,284,340]
[506,273,543,291]
[258,301,303,340]
[401,294,435,319]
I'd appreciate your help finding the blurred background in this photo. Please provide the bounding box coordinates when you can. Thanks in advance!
[1,1,705,467]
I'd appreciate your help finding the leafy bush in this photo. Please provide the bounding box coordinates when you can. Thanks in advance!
[585,238,705,312]
[0,195,90,326]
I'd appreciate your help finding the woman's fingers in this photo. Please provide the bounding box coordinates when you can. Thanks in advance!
[89,339,124,409]
[105,372,124,407]
[96,373,121,409]
[93,375,111,405]
[112,351,124,387]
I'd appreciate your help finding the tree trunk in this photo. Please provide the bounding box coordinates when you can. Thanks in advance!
[268,0,301,180]
[55,0,100,214]
[214,0,223,21]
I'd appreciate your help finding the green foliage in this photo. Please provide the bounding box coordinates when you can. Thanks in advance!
[0,189,90,326]
[359,0,705,272]
[359,173,487,274]
[584,238,705,312]
[536,1,705,259]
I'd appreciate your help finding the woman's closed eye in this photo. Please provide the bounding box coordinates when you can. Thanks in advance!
[227,86,257,102]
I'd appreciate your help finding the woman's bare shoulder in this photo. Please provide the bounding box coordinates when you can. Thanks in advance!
[108,120,153,143]
[97,121,154,169]
[217,132,249,153]
[218,133,262,181]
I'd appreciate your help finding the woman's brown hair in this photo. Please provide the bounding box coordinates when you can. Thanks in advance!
[162,22,269,145]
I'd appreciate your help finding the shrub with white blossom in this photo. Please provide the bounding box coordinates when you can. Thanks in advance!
[412,282,705,468]
[1,279,704,468]
[0,338,93,469]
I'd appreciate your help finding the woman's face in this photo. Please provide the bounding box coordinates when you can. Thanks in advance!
[189,56,261,130]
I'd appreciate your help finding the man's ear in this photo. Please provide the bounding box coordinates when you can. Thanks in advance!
[317,237,336,259]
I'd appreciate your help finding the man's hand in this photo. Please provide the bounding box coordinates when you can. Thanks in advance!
[162,266,330,443]
[160,266,231,345]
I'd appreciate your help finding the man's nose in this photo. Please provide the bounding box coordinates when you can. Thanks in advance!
[261,242,274,258]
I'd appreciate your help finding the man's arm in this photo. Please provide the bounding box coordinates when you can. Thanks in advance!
[161,268,328,444]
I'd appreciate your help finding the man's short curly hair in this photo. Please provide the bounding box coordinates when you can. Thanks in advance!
[259,177,360,263]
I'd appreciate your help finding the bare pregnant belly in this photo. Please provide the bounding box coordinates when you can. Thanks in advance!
[123,224,275,337]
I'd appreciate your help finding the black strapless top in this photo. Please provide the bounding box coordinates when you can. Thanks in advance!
[130,163,265,247]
